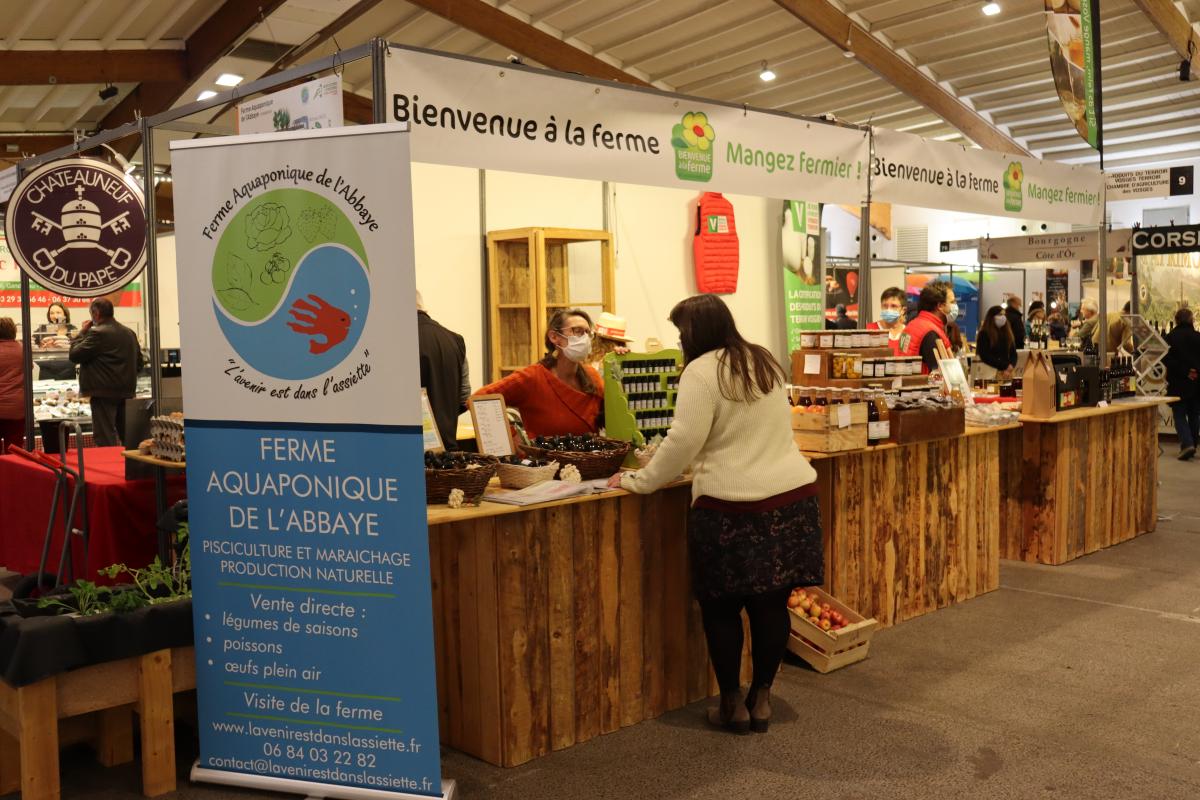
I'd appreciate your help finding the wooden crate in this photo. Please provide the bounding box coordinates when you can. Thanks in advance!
[792,403,868,452]
[888,405,965,444]
[792,403,868,430]
[786,586,877,673]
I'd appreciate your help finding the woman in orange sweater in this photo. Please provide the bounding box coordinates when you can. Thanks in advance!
[476,309,604,438]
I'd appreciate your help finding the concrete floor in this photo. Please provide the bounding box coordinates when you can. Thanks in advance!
[32,448,1200,800]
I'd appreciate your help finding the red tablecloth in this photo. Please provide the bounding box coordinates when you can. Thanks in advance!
[0,447,186,582]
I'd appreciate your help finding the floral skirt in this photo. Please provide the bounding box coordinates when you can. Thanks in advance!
[687,495,823,601]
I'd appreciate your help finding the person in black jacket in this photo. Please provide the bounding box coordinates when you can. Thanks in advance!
[416,292,469,451]
[68,298,144,446]
[1004,296,1026,350]
[1164,307,1200,460]
[975,305,1017,378]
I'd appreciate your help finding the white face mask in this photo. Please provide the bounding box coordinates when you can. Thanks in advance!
[994,315,1007,328]
[561,333,592,363]
[945,303,960,323]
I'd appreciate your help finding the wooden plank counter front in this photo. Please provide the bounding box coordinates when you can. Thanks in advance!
[805,425,1012,628]
[999,398,1169,565]
[427,482,726,768]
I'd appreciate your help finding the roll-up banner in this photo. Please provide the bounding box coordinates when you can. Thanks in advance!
[871,128,1105,225]
[781,200,825,352]
[1044,0,1101,149]
[170,124,451,800]
[384,47,870,206]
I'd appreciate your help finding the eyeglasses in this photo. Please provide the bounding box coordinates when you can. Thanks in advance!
[557,326,591,338]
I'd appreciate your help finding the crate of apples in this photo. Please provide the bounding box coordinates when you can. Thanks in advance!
[785,586,878,673]
[788,587,850,631]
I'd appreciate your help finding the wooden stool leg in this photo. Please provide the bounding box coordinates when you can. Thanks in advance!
[95,706,134,767]
[0,729,20,795]
[137,650,175,797]
[18,678,60,800]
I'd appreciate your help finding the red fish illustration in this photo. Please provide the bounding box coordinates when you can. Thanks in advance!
[287,294,351,355]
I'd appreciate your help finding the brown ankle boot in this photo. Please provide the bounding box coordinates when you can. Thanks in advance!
[746,684,771,733]
[706,690,750,734]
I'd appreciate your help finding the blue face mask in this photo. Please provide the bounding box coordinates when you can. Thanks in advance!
[879,309,901,324]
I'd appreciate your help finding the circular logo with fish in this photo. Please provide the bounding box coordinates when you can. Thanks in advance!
[211,188,369,380]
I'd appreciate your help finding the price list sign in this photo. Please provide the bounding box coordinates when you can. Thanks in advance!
[170,125,446,799]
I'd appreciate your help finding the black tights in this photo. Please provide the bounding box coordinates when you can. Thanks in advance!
[699,587,791,694]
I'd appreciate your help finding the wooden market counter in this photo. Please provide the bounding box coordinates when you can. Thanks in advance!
[425,425,1015,767]
[999,397,1171,566]
[805,424,1016,629]
[426,481,716,768]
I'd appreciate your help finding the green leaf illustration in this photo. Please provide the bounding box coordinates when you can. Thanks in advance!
[217,287,253,311]
[227,254,252,291]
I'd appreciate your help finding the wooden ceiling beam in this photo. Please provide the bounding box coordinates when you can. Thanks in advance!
[0,134,75,160]
[199,0,384,127]
[1132,0,1199,79]
[772,0,1029,154]
[96,0,289,156]
[400,0,651,87]
[0,50,186,85]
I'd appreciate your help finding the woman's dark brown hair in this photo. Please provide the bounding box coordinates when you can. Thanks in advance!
[539,308,596,394]
[46,302,70,324]
[669,294,784,402]
[977,304,1014,350]
[0,318,16,341]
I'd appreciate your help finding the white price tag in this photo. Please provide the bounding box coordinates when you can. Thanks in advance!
[837,404,852,429]
[892,377,902,390]
[1098,400,1108,408]
[804,354,822,375]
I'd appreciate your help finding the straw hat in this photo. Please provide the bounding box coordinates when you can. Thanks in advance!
[594,312,634,342]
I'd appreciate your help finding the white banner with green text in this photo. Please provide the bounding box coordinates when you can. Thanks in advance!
[871,128,1104,225]
[384,47,870,206]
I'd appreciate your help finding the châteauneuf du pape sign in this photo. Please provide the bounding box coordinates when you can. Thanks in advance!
[1044,0,1102,150]
[384,46,869,206]
[3,157,148,297]
[170,124,450,800]
[781,200,824,353]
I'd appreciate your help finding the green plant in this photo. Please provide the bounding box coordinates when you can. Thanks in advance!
[38,580,112,616]
[100,524,191,605]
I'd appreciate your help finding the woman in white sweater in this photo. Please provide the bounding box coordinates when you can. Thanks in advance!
[608,295,820,734]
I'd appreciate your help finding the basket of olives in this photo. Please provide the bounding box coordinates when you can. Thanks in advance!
[424,451,499,505]
[495,455,561,489]
[520,435,632,481]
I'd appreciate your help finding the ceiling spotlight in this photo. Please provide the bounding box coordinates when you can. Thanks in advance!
[982,2,1001,15]
[759,61,776,82]
[197,90,217,101]
[842,49,856,59]
[98,83,118,101]
[215,73,244,87]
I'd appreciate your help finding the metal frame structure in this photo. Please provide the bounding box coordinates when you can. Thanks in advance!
[13,40,380,446]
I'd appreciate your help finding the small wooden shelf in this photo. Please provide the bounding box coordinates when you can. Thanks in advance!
[487,227,615,382]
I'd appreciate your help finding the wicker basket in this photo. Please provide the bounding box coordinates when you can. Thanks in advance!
[424,455,499,505]
[521,437,631,481]
[496,461,560,489]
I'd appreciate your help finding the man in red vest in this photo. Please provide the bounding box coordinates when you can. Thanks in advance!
[899,282,956,374]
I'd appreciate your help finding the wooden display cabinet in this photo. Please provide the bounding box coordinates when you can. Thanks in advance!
[487,228,615,382]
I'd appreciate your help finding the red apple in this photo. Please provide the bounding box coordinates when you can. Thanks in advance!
[787,594,803,609]
[821,602,831,613]
[820,619,832,631]
[799,597,813,612]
